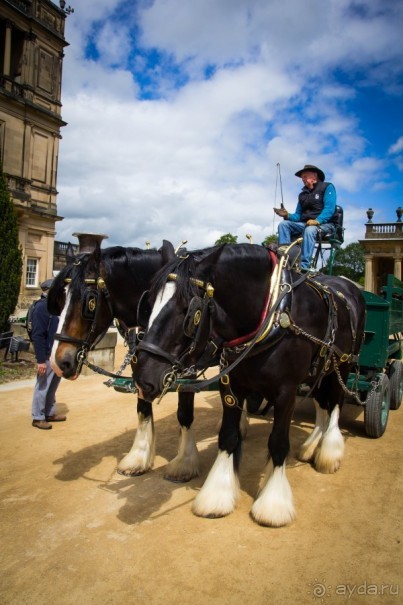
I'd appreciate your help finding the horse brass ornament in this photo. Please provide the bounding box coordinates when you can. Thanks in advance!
[88,296,96,313]
[279,312,291,328]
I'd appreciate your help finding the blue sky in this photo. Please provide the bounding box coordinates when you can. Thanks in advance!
[55,0,403,250]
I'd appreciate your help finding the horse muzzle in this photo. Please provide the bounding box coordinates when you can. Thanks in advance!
[51,344,81,380]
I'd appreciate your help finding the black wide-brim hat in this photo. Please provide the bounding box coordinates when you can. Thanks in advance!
[295,164,325,182]
[40,278,54,291]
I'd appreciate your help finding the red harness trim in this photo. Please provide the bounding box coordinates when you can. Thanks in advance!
[224,249,278,348]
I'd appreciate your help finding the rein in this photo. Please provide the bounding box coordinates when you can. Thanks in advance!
[176,267,308,393]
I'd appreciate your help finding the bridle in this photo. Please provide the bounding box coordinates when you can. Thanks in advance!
[136,273,216,391]
[54,263,115,374]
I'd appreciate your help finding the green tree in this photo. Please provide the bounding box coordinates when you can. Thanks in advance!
[215,233,238,245]
[329,242,365,283]
[262,234,278,246]
[0,164,22,332]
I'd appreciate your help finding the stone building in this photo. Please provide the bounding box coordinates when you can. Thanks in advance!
[0,0,69,306]
[53,239,78,272]
[361,207,403,294]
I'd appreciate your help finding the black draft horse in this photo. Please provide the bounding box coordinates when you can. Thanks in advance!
[48,237,200,482]
[134,242,366,526]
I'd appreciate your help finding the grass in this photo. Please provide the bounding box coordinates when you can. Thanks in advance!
[0,350,37,384]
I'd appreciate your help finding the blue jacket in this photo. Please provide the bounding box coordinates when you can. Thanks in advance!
[31,295,59,364]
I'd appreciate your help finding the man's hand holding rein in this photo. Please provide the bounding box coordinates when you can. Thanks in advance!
[274,207,289,218]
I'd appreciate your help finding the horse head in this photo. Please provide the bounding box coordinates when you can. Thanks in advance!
[50,238,176,380]
[49,235,113,379]
[134,244,259,401]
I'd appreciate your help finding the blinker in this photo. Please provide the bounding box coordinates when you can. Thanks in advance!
[82,289,98,320]
[183,296,203,338]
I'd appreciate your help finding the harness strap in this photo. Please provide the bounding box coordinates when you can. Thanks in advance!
[176,273,309,393]
[137,340,185,369]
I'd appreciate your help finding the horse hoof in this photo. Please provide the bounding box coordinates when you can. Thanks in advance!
[192,509,228,519]
[163,474,192,483]
[117,468,148,477]
[314,457,341,474]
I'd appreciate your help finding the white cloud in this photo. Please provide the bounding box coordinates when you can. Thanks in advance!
[55,0,403,250]
[389,136,403,155]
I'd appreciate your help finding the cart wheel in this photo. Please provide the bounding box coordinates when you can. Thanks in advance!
[364,373,390,438]
[388,360,402,410]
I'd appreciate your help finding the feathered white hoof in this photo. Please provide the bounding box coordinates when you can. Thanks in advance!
[314,426,344,474]
[314,405,344,474]
[117,415,155,476]
[192,450,239,518]
[164,427,199,482]
[298,400,328,462]
[298,426,324,462]
[251,462,295,527]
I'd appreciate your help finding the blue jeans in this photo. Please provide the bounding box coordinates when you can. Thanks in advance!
[31,359,61,420]
[278,221,335,270]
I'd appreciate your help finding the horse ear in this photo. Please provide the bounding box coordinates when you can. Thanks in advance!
[66,242,76,262]
[92,240,102,263]
[159,240,176,264]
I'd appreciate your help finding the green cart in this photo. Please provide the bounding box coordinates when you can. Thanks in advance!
[347,274,403,438]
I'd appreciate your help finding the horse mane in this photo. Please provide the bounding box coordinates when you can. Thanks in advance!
[100,246,159,282]
[51,253,96,306]
[49,246,162,314]
[149,246,218,304]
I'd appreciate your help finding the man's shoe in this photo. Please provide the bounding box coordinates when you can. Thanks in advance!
[46,414,67,422]
[32,419,52,430]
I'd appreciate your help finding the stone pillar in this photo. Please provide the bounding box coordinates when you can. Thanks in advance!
[364,255,374,292]
[23,120,33,181]
[3,21,13,76]
[22,31,37,86]
[394,257,402,281]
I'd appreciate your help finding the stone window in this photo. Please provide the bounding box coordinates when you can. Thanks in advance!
[26,257,38,287]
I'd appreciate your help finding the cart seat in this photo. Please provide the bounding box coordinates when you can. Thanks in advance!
[313,205,344,272]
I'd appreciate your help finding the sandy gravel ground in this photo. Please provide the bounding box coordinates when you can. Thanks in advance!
[0,344,402,605]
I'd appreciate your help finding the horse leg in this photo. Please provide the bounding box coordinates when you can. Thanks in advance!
[298,398,329,462]
[164,392,199,482]
[215,399,248,440]
[311,372,345,474]
[117,397,155,476]
[251,393,296,527]
[192,399,242,518]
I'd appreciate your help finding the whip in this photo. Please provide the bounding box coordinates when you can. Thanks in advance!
[275,162,285,209]
[272,162,285,234]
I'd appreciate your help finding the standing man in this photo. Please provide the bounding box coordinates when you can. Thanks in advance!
[31,278,65,430]
[274,164,336,272]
